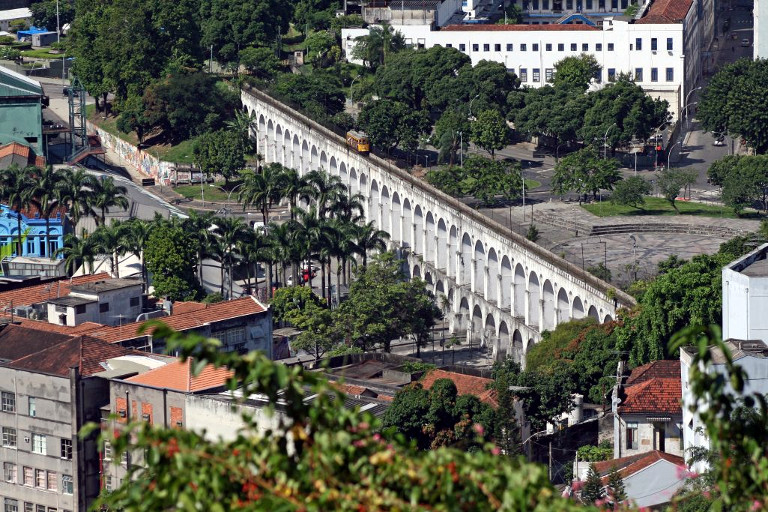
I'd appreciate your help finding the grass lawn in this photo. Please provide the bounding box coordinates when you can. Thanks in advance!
[21,49,66,59]
[582,196,760,219]
[173,184,241,202]
[525,179,541,190]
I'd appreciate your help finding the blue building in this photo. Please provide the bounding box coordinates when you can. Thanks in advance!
[0,202,69,259]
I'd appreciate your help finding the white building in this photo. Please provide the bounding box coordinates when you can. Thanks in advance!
[722,243,768,342]
[756,0,768,59]
[45,278,144,327]
[0,8,31,33]
[343,0,709,120]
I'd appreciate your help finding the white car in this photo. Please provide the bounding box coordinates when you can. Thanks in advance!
[713,138,726,146]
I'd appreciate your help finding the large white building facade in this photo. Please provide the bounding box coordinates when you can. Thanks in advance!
[344,0,712,120]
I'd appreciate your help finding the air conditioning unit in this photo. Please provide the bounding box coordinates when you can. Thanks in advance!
[118,410,126,418]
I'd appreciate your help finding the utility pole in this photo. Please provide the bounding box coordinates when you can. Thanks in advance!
[548,441,552,481]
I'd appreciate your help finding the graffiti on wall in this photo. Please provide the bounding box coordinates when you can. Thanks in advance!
[87,122,176,185]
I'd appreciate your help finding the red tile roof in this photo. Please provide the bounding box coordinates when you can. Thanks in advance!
[420,369,497,407]
[0,324,72,361]
[5,335,133,377]
[626,360,680,386]
[0,142,29,159]
[636,0,693,24]
[593,450,685,483]
[0,273,110,309]
[620,378,681,415]
[441,23,598,31]
[7,296,267,344]
[125,358,233,392]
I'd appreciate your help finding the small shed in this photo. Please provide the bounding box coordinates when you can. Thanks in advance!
[31,31,57,47]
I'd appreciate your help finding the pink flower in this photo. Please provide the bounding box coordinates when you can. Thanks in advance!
[752,500,762,511]
[373,433,382,442]
[358,422,369,431]
[353,440,366,448]
[571,480,584,491]
[491,446,501,456]
[472,423,485,436]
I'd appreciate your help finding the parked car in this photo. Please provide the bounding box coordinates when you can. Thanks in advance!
[713,138,726,146]
[741,38,751,47]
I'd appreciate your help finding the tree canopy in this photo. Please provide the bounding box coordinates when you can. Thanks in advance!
[425,155,522,206]
[144,222,202,301]
[551,147,621,202]
[553,54,601,91]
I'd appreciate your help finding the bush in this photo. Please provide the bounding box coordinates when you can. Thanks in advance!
[577,441,613,462]
[526,224,540,242]
[202,292,224,304]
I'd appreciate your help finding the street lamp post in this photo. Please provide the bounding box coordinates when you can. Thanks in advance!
[684,101,698,132]
[469,94,480,119]
[521,164,526,222]
[668,141,682,169]
[603,123,617,159]
[684,86,702,121]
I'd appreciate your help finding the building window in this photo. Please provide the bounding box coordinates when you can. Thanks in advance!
[129,297,140,308]
[46,471,57,492]
[567,0,573,7]
[3,462,16,483]
[519,68,528,81]
[545,43,552,51]
[596,43,602,51]
[520,43,527,51]
[626,422,639,450]
[666,67,674,81]
[587,0,593,8]
[582,43,589,51]
[2,427,16,447]
[635,68,643,81]
[532,43,539,51]
[494,43,501,51]
[35,469,45,489]
[61,439,72,460]
[506,43,513,51]
[651,37,657,51]
[635,38,642,50]
[35,507,44,512]
[104,475,113,492]
[31,433,46,455]
[543,0,549,7]
[607,43,614,51]
[594,70,602,83]
[2,391,15,412]
[472,43,479,52]
[557,43,564,51]
[545,68,554,82]
[75,304,86,314]
[570,43,577,51]
[483,43,490,51]
[608,68,616,81]
[533,68,541,82]
[62,475,73,495]
[28,397,35,417]
[99,303,110,313]
[445,43,452,48]
[651,67,658,81]
[667,37,673,50]
[459,43,466,52]
[22,467,32,487]
[103,441,112,461]
[23,504,32,512]
[533,0,539,8]
[121,451,129,467]
[4,499,18,512]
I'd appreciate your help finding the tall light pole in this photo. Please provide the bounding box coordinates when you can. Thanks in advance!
[684,86,702,121]
[457,131,464,166]
[603,123,617,159]
[521,163,526,221]
[684,101,698,132]
[668,141,682,169]
[469,94,480,119]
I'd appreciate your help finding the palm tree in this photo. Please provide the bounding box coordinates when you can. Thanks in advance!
[90,175,129,226]
[239,164,284,226]
[91,220,126,278]
[212,216,252,299]
[328,192,365,223]
[354,222,390,269]
[236,231,260,296]
[182,211,215,280]
[278,167,311,221]
[304,170,346,218]
[27,165,63,257]
[121,218,152,288]
[55,229,99,275]
[0,165,34,257]
[226,109,257,154]
[352,22,405,69]
[55,167,96,229]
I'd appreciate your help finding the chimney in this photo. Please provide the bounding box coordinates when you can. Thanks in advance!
[163,299,173,316]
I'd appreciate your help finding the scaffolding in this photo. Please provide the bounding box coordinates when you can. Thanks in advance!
[66,76,87,159]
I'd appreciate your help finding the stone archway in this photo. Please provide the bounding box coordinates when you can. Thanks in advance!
[556,288,570,325]
[542,280,556,331]
[528,272,540,329]
[473,240,486,297]
[572,296,585,319]
[588,305,599,321]
[437,219,448,270]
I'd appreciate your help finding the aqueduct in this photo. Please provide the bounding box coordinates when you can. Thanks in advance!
[241,85,635,363]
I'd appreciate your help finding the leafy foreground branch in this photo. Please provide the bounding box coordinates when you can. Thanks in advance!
[91,323,585,511]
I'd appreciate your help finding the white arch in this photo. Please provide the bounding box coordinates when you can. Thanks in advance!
[512,329,524,364]
[425,212,436,266]
[556,288,570,325]
[501,256,513,311]
[402,198,413,248]
[391,192,402,243]
[528,272,540,329]
[588,305,599,321]
[542,280,555,331]
[414,205,424,256]
[473,240,486,297]
[437,219,448,270]
[572,296,585,319]
[460,233,472,287]
[487,248,499,304]
[448,226,458,278]
[380,186,391,235]
[514,264,526,318]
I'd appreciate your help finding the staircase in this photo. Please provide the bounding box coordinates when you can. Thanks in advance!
[67,134,106,165]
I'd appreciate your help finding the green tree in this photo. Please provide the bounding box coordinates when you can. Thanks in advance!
[497,3,523,23]
[270,72,345,121]
[587,263,612,283]
[89,175,129,227]
[27,166,63,257]
[144,222,201,301]
[707,154,742,187]
[193,130,246,184]
[304,30,339,67]
[352,22,405,69]
[553,54,601,91]
[656,167,697,212]
[91,220,126,278]
[551,147,621,202]
[55,230,99,275]
[93,324,585,511]
[719,155,768,214]
[513,85,586,149]
[239,46,282,79]
[116,94,150,143]
[426,156,522,206]
[31,0,75,31]
[357,99,417,151]
[432,108,470,165]
[211,216,251,298]
[54,167,95,228]
[581,463,604,504]
[606,465,627,504]
[470,109,510,159]
[610,176,651,208]
[698,59,768,154]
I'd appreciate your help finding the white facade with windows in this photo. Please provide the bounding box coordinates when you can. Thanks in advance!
[343,15,700,120]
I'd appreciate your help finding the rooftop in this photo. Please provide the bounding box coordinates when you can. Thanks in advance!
[4,334,133,377]
[420,369,497,407]
[47,296,97,307]
[0,272,110,309]
[593,450,685,481]
[441,23,598,31]
[0,65,42,97]
[683,339,768,363]
[625,359,680,386]
[0,324,71,362]
[69,278,143,295]
[635,0,693,24]
[0,8,31,22]
[620,377,681,415]
[125,358,234,393]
